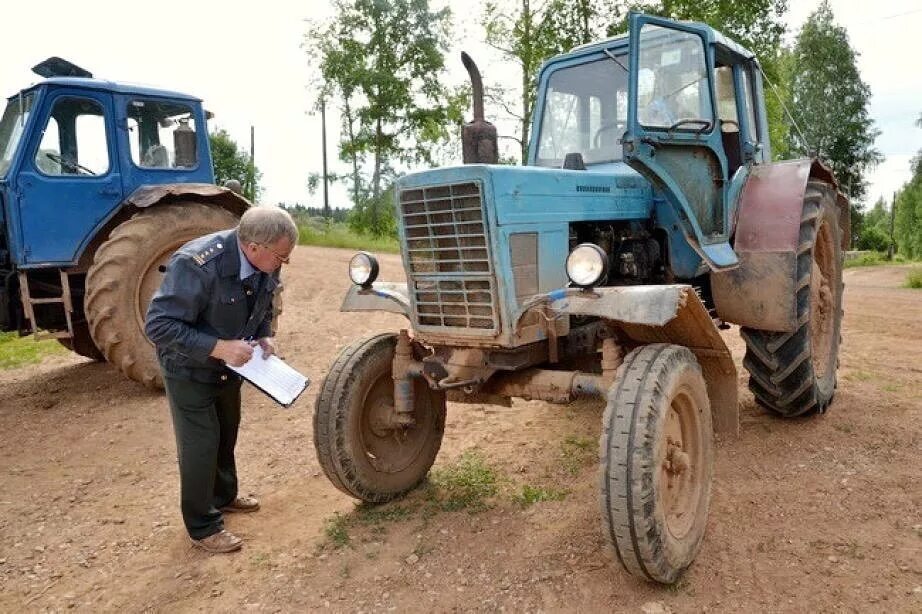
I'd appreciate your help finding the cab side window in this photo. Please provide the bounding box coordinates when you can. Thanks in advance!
[126,99,198,169]
[34,97,109,176]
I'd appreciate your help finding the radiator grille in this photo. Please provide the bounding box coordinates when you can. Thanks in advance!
[399,182,499,333]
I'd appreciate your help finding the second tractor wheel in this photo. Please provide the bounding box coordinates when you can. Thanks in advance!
[599,344,714,584]
[741,180,844,416]
[313,333,447,503]
[85,202,240,387]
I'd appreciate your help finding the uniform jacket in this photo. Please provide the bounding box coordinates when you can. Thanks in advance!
[145,228,278,383]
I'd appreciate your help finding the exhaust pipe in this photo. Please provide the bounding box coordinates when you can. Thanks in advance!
[461,52,498,164]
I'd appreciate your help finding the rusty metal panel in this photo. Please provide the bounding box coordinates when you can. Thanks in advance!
[733,159,811,252]
[340,282,411,319]
[125,183,250,215]
[711,251,797,332]
[509,232,538,299]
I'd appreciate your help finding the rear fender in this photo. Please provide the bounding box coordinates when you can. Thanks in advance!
[548,285,738,437]
[341,282,411,320]
[711,158,848,332]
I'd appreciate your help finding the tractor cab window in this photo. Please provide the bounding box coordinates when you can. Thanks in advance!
[637,25,714,131]
[740,66,759,143]
[536,57,628,167]
[715,65,743,175]
[127,99,198,169]
[0,92,35,178]
[34,97,109,177]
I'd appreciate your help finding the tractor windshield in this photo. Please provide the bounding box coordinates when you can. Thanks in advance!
[0,93,35,178]
[535,56,628,167]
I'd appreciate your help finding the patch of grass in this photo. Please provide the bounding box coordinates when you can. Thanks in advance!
[0,331,68,369]
[297,221,399,253]
[324,512,351,549]
[354,503,413,525]
[512,484,568,508]
[560,435,595,476]
[844,370,874,382]
[906,267,922,289]
[428,450,498,512]
[843,251,887,268]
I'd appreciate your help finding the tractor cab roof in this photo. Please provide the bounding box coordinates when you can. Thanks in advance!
[9,77,202,104]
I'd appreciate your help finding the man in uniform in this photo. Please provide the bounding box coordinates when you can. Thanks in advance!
[145,206,298,553]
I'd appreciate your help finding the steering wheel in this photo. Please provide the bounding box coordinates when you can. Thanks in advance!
[593,122,626,149]
[665,118,712,134]
[45,152,96,176]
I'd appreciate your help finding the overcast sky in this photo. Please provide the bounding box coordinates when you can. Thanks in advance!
[3,0,920,209]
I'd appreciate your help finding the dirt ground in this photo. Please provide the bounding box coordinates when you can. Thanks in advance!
[1,247,920,613]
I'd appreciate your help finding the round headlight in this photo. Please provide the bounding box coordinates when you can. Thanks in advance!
[566,243,609,288]
[349,252,379,287]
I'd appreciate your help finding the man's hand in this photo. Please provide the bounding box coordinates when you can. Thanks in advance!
[210,339,254,367]
[258,337,276,359]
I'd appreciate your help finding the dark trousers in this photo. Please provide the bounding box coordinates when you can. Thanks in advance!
[164,375,242,540]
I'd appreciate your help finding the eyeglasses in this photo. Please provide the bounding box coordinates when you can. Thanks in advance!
[257,243,291,265]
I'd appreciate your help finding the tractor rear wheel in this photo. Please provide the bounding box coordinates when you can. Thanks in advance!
[599,344,713,584]
[313,333,447,503]
[85,202,239,387]
[741,180,843,417]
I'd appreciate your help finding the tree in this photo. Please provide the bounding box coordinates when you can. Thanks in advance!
[209,129,262,201]
[305,0,464,236]
[785,1,882,203]
[893,113,922,258]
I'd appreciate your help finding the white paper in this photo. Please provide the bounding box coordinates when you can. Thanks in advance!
[227,345,309,407]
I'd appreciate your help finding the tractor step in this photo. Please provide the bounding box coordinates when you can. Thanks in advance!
[17,271,74,340]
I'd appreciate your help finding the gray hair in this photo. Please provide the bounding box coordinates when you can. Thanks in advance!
[237,206,298,246]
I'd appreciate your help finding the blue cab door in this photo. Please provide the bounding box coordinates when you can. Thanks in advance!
[16,89,123,266]
[623,14,737,270]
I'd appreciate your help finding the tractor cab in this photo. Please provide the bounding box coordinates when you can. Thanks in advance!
[530,14,771,271]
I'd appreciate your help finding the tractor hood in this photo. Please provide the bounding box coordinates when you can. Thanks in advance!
[395,162,653,227]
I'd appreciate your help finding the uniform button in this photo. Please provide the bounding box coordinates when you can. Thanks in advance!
[230,298,236,303]
[246,290,253,295]
[220,374,228,381]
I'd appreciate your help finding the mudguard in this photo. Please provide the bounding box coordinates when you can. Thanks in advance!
[341,282,411,320]
[125,183,250,216]
[545,285,738,436]
[711,158,848,332]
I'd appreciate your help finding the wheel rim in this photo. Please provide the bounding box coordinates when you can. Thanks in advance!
[810,219,836,379]
[134,238,197,339]
[359,372,434,475]
[657,388,704,540]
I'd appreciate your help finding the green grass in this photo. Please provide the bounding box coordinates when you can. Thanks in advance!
[906,268,922,289]
[843,251,888,268]
[297,220,399,253]
[511,484,568,508]
[560,435,595,476]
[0,331,68,369]
[324,512,351,549]
[427,451,498,512]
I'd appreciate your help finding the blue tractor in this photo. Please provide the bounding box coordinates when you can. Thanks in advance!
[314,14,848,582]
[0,58,250,386]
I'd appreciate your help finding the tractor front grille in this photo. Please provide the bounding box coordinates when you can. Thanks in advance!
[399,181,499,334]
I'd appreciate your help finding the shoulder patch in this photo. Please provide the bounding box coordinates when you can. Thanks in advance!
[192,240,226,266]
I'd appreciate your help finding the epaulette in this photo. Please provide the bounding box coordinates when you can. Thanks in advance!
[190,240,227,266]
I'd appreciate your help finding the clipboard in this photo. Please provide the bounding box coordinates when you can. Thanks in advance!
[227,345,310,407]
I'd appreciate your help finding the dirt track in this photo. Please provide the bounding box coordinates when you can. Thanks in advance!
[1,248,920,612]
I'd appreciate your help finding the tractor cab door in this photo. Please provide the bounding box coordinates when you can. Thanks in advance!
[623,14,737,271]
[16,89,122,265]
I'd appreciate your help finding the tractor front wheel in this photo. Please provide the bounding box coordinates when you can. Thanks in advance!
[85,202,239,387]
[599,344,714,584]
[313,333,447,503]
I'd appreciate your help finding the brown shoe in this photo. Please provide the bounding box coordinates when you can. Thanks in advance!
[220,495,260,513]
[192,529,242,553]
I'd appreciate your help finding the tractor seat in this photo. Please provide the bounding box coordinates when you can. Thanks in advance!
[143,145,170,168]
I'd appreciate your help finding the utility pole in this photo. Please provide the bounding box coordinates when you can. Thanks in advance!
[248,125,256,202]
[321,98,331,218]
[888,191,896,260]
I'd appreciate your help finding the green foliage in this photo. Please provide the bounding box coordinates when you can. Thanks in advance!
[347,190,398,238]
[512,484,568,507]
[560,435,595,476]
[785,1,881,204]
[843,251,887,268]
[305,0,463,213]
[428,451,498,512]
[906,268,922,289]
[0,331,67,369]
[324,512,351,548]
[855,198,893,252]
[893,117,922,259]
[296,219,399,253]
[208,129,262,201]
